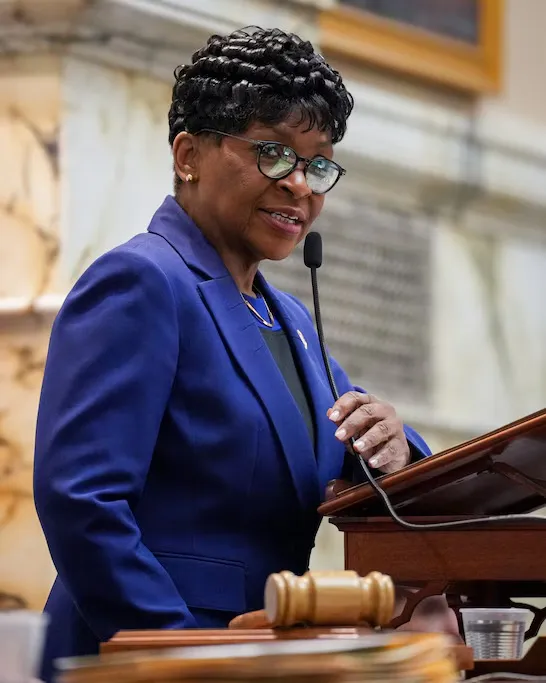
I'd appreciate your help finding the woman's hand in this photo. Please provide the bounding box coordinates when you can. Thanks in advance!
[327,391,411,474]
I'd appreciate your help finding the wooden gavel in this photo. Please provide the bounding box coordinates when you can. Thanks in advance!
[230,569,395,630]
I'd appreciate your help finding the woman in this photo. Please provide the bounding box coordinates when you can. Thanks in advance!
[34,27,432,681]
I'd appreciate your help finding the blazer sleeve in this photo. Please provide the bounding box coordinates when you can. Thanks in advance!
[33,248,197,642]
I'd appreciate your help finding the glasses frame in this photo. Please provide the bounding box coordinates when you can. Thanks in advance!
[196,128,346,195]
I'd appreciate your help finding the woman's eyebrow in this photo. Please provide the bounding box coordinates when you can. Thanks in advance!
[264,130,333,148]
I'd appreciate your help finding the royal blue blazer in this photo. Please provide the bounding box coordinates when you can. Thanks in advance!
[34,196,430,680]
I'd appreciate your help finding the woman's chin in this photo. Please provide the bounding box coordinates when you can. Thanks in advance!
[260,242,299,262]
[253,225,306,262]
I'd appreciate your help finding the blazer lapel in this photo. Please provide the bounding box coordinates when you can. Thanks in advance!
[148,196,322,510]
[262,281,345,492]
[198,276,321,512]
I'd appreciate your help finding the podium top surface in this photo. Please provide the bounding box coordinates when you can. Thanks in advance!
[318,409,546,518]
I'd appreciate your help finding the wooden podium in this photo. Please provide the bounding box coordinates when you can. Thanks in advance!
[318,408,546,676]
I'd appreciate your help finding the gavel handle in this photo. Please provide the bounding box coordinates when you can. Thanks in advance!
[228,610,272,629]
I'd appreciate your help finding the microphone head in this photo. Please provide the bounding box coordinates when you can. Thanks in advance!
[304,232,322,269]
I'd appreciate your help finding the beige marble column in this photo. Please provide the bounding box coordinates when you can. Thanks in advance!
[0,53,62,609]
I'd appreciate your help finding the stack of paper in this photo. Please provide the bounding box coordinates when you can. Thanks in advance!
[56,632,458,683]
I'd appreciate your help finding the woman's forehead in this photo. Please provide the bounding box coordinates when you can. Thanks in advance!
[248,120,332,148]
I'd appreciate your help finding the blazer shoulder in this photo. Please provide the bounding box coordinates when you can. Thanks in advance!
[109,232,192,281]
[74,232,194,298]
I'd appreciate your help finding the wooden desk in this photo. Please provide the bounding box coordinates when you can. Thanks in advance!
[331,516,546,631]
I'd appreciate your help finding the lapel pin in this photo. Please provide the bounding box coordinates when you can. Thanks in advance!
[297,329,308,350]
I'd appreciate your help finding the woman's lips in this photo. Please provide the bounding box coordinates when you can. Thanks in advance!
[259,209,302,236]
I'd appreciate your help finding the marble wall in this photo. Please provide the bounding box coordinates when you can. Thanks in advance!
[432,222,546,431]
[0,54,61,609]
[59,57,173,285]
[0,314,57,609]
[0,55,61,301]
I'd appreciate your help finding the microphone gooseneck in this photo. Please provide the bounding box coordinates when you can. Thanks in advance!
[304,233,339,403]
[303,232,545,530]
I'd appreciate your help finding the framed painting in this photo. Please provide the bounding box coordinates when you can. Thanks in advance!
[319,0,503,93]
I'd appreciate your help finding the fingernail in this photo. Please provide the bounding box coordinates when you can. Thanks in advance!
[354,439,367,452]
[329,410,340,422]
[335,427,346,440]
[369,457,379,468]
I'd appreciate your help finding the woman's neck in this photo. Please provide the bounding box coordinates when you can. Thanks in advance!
[177,196,259,296]
[220,251,258,296]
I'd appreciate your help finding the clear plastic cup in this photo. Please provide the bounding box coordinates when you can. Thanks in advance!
[460,608,531,660]
[0,610,49,683]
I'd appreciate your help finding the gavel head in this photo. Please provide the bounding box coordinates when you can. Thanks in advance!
[264,570,394,629]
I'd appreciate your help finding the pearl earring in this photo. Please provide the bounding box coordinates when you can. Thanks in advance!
[186,173,196,183]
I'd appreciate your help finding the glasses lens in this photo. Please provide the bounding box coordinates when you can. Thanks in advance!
[259,143,297,178]
[306,157,340,194]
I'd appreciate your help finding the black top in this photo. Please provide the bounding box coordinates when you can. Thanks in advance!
[241,290,315,449]
[259,328,315,449]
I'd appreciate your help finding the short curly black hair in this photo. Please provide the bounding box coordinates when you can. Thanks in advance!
[168,26,353,185]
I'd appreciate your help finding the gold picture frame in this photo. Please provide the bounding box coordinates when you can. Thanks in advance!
[319,0,503,94]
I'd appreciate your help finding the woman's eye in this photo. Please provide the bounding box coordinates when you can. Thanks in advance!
[262,144,281,158]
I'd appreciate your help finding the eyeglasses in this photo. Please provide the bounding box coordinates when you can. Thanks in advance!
[197,129,346,195]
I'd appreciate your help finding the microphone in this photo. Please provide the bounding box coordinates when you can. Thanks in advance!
[303,230,322,269]
[303,233,339,403]
[303,231,377,487]
[302,232,545,530]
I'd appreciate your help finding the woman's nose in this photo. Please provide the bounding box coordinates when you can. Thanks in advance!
[277,165,312,199]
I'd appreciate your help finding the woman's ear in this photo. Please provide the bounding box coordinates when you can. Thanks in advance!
[172,132,198,184]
